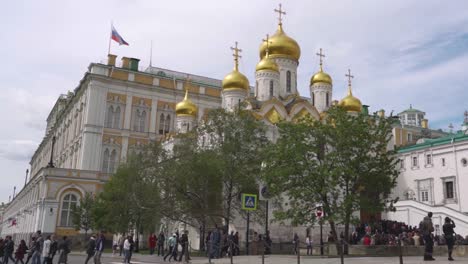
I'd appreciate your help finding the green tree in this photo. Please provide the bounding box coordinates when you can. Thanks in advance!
[95,151,163,235]
[263,106,399,252]
[197,108,269,232]
[71,192,95,239]
[160,134,224,250]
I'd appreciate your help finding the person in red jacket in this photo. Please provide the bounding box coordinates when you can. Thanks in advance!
[363,235,371,246]
[148,233,157,255]
[15,240,28,264]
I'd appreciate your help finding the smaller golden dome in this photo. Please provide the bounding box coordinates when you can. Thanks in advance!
[310,68,332,86]
[339,87,362,113]
[222,70,249,90]
[176,89,197,117]
[256,54,279,72]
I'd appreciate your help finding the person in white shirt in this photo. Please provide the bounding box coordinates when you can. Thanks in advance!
[123,236,131,264]
[306,236,313,256]
[42,235,51,264]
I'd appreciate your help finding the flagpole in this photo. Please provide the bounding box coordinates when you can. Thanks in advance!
[108,21,112,55]
[149,40,153,67]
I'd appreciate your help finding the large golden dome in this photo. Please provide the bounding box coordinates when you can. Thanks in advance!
[310,68,332,86]
[222,70,249,90]
[176,90,197,117]
[339,87,362,113]
[259,24,301,61]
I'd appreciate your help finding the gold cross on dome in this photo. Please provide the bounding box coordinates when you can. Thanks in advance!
[345,68,354,87]
[262,34,272,56]
[230,41,242,71]
[316,48,325,70]
[274,3,286,25]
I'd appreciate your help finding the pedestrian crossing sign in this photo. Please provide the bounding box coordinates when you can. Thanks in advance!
[241,193,257,211]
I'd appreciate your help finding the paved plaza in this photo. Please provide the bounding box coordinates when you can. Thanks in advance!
[65,252,467,264]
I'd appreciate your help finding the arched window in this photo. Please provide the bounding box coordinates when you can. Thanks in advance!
[109,150,118,173]
[255,81,258,96]
[105,106,113,128]
[133,109,146,132]
[286,71,291,92]
[139,111,146,132]
[60,193,78,227]
[326,92,330,107]
[165,115,171,133]
[159,114,165,135]
[269,80,274,97]
[311,93,315,106]
[113,106,121,129]
[102,149,110,172]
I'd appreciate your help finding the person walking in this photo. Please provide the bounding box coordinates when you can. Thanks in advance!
[42,236,51,264]
[233,232,240,256]
[306,236,313,256]
[24,237,36,264]
[14,240,28,264]
[57,236,70,264]
[293,233,299,255]
[443,217,456,261]
[1,237,5,264]
[264,231,272,255]
[148,233,156,255]
[157,232,165,256]
[94,232,105,264]
[163,234,177,262]
[178,231,189,262]
[123,236,131,264]
[31,231,43,264]
[118,236,124,257]
[48,235,58,264]
[84,236,96,264]
[3,236,16,264]
[420,212,435,261]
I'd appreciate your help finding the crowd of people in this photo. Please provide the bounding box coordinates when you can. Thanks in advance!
[0,231,71,264]
[345,214,466,261]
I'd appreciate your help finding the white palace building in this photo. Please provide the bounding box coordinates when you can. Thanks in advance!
[1,4,467,245]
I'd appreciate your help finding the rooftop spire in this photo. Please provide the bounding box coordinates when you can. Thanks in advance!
[316,48,325,72]
[345,68,354,95]
[230,41,242,71]
[262,34,272,57]
[274,3,286,26]
[464,110,468,124]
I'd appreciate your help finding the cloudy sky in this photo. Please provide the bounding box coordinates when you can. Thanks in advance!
[1,0,468,202]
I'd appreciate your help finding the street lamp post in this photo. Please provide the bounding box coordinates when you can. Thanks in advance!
[47,136,56,168]
[315,204,324,256]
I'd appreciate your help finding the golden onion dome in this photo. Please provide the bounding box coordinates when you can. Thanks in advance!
[222,69,250,90]
[176,89,197,117]
[310,69,332,86]
[256,54,279,72]
[259,24,301,61]
[339,87,362,113]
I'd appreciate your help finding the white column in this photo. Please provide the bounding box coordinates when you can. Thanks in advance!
[123,95,133,130]
[149,99,157,134]
[80,84,106,171]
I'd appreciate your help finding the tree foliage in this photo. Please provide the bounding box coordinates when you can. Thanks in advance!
[71,192,95,238]
[94,152,163,234]
[196,109,269,231]
[263,106,399,250]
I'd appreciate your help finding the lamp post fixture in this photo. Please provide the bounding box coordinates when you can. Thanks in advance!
[47,136,56,168]
[24,169,29,187]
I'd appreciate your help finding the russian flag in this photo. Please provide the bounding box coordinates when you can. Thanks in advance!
[111,25,129,46]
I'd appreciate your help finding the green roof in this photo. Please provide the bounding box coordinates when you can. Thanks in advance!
[398,105,424,115]
[398,132,468,153]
